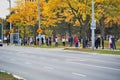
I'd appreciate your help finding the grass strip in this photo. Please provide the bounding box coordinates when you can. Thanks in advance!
[0,72,23,80]
[64,48,120,55]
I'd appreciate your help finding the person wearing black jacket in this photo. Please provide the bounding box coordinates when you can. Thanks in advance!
[101,37,104,49]
[95,36,101,49]
[111,35,116,49]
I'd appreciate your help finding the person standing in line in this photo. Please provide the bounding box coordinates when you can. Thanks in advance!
[49,36,52,46]
[109,35,113,49]
[85,37,88,47]
[30,37,33,45]
[111,35,116,49]
[45,36,49,46]
[74,36,79,48]
[41,37,44,45]
[62,37,66,46]
[101,36,104,49]
[95,37,98,49]
[68,36,73,47]
[95,36,101,49]
[55,37,58,46]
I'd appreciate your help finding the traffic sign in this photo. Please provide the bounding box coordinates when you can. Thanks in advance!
[37,28,42,34]
[91,20,96,29]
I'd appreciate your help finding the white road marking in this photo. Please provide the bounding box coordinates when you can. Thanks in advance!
[86,64,120,71]
[13,74,26,80]
[78,60,86,61]
[72,72,87,77]
[72,62,120,71]
[44,66,54,70]
[66,59,86,62]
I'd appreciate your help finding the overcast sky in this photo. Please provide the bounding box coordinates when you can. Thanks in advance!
[0,0,15,19]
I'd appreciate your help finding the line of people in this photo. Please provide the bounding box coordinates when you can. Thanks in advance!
[95,35,116,50]
[108,35,116,50]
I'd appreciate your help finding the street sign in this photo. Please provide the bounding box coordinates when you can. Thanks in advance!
[91,20,96,29]
[37,28,42,34]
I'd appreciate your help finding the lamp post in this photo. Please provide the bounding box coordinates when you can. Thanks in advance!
[0,18,3,41]
[1,19,3,41]
[7,0,13,44]
[38,0,41,45]
[91,0,96,50]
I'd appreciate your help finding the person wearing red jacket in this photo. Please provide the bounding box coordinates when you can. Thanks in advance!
[74,36,79,47]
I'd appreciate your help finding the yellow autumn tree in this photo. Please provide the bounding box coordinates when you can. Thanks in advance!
[7,0,39,39]
[41,0,63,27]
[95,0,120,37]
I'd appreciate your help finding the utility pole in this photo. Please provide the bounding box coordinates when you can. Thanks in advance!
[8,0,13,44]
[91,0,96,50]
[1,19,3,41]
[0,18,3,41]
[38,0,41,45]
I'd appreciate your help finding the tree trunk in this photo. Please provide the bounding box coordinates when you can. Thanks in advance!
[81,26,86,48]
[100,15,106,38]
[23,26,26,45]
[68,23,71,36]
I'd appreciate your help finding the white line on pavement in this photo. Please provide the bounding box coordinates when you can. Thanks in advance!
[66,59,86,62]
[13,74,26,80]
[72,72,87,77]
[86,64,120,71]
[75,62,120,71]
[43,66,54,70]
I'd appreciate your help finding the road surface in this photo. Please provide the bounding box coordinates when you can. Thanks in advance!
[0,46,120,80]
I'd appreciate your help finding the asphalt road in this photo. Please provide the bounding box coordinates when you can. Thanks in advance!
[0,46,120,80]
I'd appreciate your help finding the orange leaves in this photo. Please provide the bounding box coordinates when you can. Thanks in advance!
[95,0,104,3]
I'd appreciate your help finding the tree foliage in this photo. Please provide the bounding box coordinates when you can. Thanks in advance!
[6,0,120,46]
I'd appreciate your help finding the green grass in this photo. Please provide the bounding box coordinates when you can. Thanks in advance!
[64,48,120,55]
[104,40,120,50]
[22,44,66,48]
[0,72,23,80]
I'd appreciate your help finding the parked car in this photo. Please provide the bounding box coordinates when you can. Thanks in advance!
[0,39,3,46]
